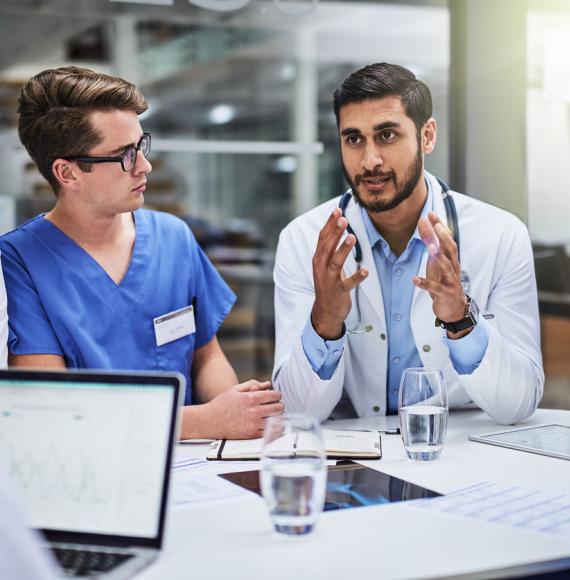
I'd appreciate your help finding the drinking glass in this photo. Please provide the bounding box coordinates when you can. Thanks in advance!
[398,368,448,461]
[260,414,326,535]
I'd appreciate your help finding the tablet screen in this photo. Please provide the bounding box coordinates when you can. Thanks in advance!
[471,424,570,459]
[219,461,441,511]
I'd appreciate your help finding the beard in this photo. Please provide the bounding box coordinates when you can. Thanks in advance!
[343,143,423,214]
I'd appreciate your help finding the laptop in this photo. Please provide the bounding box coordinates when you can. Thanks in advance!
[0,368,183,579]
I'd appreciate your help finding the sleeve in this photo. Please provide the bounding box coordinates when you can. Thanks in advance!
[443,319,489,375]
[0,243,63,357]
[301,316,345,379]
[0,255,7,367]
[456,219,544,425]
[187,232,236,350]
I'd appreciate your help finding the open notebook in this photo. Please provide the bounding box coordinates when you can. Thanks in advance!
[207,429,381,460]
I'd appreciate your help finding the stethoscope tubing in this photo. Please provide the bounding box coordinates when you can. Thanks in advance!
[338,177,469,334]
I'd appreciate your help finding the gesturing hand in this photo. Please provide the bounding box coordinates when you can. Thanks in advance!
[413,211,468,336]
[311,208,368,340]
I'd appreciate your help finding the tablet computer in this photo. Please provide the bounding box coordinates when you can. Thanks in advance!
[468,424,570,460]
[219,461,441,512]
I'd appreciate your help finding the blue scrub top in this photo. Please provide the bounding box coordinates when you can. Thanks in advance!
[0,209,236,405]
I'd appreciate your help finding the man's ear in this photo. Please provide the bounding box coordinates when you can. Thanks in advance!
[52,158,81,191]
[421,118,437,155]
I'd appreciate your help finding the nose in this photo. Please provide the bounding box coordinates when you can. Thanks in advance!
[133,149,152,175]
[362,143,383,172]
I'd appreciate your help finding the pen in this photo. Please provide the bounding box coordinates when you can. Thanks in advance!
[337,428,400,435]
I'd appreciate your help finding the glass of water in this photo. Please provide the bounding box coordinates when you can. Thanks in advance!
[260,414,326,535]
[398,368,448,461]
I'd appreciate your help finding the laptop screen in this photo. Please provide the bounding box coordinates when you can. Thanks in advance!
[0,372,179,541]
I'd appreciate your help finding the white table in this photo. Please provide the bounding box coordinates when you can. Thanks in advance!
[142,408,570,580]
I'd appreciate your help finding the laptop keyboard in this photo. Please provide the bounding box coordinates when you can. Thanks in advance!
[51,547,134,577]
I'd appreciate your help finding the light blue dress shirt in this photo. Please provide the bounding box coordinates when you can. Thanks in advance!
[302,178,489,414]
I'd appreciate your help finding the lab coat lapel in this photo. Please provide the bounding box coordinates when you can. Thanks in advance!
[344,197,387,331]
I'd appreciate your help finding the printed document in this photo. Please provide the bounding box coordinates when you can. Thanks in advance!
[413,481,570,539]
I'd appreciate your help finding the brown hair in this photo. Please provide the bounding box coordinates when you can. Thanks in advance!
[17,66,148,195]
[333,62,432,134]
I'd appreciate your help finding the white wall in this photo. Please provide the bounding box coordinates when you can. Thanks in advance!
[527,91,570,244]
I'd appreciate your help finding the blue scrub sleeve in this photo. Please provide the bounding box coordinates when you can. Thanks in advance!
[0,247,63,356]
[443,317,490,375]
[189,242,236,350]
[301,316,345,380]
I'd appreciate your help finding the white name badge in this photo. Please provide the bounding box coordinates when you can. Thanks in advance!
[153,305,196,347]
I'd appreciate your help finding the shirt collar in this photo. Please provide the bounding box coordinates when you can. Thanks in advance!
[360,174,434,252]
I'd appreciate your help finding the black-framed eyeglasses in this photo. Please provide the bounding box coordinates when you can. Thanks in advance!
[66,132,151,172]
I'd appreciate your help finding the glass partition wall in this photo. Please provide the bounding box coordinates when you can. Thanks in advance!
[527,3,570,409]
[0,0,450,383]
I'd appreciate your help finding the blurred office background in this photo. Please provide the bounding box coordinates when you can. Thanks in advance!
[0,0,568,409]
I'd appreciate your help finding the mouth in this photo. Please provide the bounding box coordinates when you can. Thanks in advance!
[132,182,146,193]
[359,174,392,192]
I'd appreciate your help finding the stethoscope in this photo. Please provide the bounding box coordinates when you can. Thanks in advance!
[339,177,471,334]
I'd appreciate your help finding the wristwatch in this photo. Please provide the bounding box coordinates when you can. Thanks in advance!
[435,295,479,333]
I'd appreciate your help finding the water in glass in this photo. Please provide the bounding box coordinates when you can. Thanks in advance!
[260,414,326,535]
[400,405,448,461]
[398,368,448,462]
[260,457,326,535]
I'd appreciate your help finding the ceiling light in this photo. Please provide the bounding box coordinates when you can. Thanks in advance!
[188,0,250,11]
[109,0,174,5]
[208,104,236,125]
[274,156,298,173]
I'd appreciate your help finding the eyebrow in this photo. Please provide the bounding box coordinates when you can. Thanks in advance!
[107,134,144,155]
[340,121,402,137]
[373,121,401,132]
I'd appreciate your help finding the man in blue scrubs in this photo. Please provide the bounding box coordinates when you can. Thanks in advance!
[0,259,7,367]
[0,66,283,439]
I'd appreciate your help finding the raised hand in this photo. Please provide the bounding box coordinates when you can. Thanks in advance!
[311,208,368,340]
[413,211,468,336]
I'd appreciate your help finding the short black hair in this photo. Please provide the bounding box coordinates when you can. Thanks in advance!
[333,62,432,132]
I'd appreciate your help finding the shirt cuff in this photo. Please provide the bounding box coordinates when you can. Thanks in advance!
[301,317,345,380]
[443,317,490,375]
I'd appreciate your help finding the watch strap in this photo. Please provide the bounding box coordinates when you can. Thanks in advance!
[435,296,478,333]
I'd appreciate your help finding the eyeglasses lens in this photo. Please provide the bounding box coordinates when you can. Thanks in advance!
[122,147,137,171]
[121,134,151,171]
[140,134,151,157]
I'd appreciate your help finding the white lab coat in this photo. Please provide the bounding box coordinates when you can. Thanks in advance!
[273,172,544,425]
[0,255,7,368]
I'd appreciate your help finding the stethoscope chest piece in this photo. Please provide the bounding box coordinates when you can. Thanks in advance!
[460,270,470,293]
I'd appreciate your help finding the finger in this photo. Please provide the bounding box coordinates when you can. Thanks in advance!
[246,381,272,392]
[235,380,257,392]
[413,276,445,295]
[426,247,457,286]
[341,267,369,292]
[251,389,282,405]
[418,217,440,254]
[235,379,271,392]
[259,402,284,418]
[329,234,357,273]
[316,209,348,259]
[432,219,458,257]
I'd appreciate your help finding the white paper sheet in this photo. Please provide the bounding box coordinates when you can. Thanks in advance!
[170,451,259,508]
[413,481,570,539]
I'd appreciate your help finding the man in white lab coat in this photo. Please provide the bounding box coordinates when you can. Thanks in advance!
[273,62,543,425]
